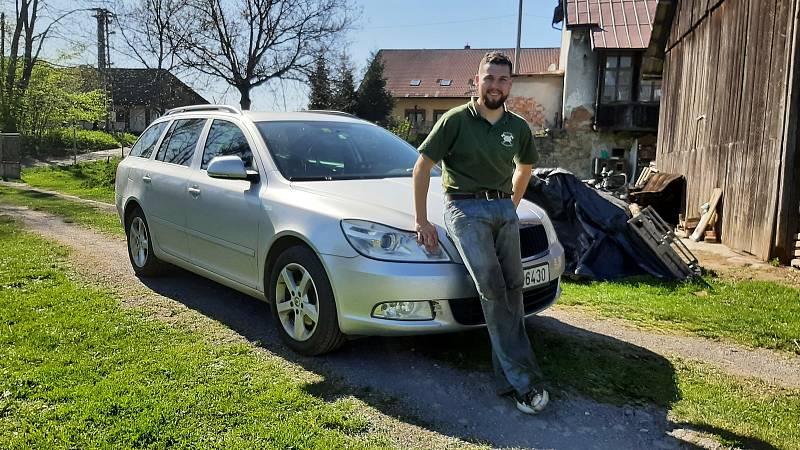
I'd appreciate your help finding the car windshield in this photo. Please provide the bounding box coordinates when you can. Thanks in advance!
[256,120,440,181]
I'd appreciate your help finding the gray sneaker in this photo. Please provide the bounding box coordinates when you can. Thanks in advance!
[514,388,549,414]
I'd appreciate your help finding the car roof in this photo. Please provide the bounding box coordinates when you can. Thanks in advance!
[158,105,369,125]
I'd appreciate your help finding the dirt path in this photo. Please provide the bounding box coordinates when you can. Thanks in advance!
[5,203,798,449]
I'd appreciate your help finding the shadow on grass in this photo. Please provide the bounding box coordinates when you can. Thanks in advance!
[136,268,775,449]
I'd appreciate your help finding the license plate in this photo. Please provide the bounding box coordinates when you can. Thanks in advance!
[524,264,550,288]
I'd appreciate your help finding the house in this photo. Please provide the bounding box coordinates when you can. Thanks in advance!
[378,47,563,135]
[106,68,208,133]
[552,0,660,179]
[642,0,800,263]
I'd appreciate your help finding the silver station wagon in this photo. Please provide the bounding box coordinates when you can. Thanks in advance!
[115,105,565,355]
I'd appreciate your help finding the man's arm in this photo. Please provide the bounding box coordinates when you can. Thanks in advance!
[511,163,533,208]
[413,154,439,251]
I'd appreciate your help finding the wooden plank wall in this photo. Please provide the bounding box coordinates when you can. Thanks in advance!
[655,0,798,260]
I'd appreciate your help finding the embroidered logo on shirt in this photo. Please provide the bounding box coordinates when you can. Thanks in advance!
[500,131,514,147]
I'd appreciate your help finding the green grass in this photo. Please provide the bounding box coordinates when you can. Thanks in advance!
[22,159,119,203]
[416,327,800,449]
[0,216,389,449]
[559,277,800,354]
[0,187,122,236]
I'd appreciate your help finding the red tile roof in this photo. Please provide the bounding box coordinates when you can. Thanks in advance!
[378,48,561,98]
[565,0,657,49]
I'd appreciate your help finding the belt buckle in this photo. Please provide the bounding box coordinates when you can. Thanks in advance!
[484,190,495,201]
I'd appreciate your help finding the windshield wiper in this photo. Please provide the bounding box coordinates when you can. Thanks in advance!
[288,176,333,181]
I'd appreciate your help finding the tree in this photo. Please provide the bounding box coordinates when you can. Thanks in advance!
[330,53,357,114]
[355,51,393,125]
[174,0,355,110]
[1,2,79,131]
[307,56,331,110]
[115,0,191,114]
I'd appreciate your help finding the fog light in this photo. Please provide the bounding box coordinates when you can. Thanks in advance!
[372,301,435,320]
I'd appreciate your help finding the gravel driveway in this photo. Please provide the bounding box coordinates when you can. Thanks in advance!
[5,202,793,449]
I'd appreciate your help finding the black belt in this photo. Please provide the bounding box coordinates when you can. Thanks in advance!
[445,190,512,201]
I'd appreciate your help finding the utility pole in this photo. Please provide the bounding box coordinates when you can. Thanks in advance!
[515,0,523,75]
[92,8,115,131]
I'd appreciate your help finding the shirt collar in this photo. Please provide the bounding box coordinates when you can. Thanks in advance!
[468,97,510,124]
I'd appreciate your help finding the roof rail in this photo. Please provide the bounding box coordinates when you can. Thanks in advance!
[164,105,241,116]
[303,110,358,118]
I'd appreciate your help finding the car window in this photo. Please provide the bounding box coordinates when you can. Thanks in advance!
[129,122,167,158]
[201,120,254,170]
[256,121,440,180]
[155,118,207,166]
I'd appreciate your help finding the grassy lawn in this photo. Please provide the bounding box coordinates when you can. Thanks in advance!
[0,216,390,449]
[0,186,122,237]
[559,277,800,355]
[21,159,118,204]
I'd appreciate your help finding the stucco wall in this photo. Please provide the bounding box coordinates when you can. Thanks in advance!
[391,98,468,125]
[534,130,645,179]
[561,28,599,130]
[506,75,563,130]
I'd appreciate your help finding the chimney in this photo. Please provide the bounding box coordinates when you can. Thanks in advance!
[464,44,471,49]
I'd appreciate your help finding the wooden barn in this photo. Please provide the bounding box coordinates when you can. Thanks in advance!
[644,0,800,263]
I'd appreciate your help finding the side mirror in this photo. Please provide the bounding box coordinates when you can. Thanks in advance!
[207,155,259,182]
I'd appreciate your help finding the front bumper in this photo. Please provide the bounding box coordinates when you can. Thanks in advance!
[320,244,565,336]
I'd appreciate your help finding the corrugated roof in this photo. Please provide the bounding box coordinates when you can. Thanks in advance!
[565,0,657,49]
[379,48,561,98]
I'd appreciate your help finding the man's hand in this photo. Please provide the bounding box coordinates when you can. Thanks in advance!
[413,154,439,252]
[415,220,439,252]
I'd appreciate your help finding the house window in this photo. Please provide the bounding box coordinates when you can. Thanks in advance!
[404,108,425,126]
[409,79,421,86]
[639,79,662,103]
[438,79,452,86]
[433,110,448,123]
[602,54,634,103]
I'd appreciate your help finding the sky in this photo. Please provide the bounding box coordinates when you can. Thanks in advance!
[37,0,564,111]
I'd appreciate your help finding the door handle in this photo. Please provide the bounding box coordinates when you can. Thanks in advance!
[142,175,152,183]
[188,186,201,197]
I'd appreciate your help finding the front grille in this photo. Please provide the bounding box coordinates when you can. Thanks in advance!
[519,224,549,258]
[448,279,559,326]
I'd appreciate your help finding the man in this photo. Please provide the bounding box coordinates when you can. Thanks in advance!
[412,51,548,415]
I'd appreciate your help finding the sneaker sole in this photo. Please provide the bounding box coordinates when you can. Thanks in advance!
[516,390,549,415]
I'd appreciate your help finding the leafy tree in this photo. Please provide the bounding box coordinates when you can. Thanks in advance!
[331,54,357,114]
[307,56,332,110]
[17,62,107,139]
[355,51,394,125]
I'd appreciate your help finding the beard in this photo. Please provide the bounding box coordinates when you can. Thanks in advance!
[481,92,508,110]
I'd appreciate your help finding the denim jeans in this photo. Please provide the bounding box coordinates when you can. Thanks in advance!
[444,198,542,396]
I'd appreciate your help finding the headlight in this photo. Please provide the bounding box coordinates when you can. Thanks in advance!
[341,219,451,262]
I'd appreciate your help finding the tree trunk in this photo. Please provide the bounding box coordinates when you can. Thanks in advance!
[238,84,252,110]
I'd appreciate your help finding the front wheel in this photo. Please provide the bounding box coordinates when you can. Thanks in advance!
[268,245,345,355]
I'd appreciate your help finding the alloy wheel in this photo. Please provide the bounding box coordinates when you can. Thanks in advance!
[275,263,319,342]
[129,216,149,268]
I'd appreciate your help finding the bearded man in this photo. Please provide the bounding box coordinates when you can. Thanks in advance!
[412,51,549,415]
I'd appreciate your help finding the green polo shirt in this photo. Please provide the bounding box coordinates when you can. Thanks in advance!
[418,99,537,194]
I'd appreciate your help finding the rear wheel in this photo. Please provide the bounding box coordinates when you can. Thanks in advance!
[126,207,165,276]
[269,245,345,355]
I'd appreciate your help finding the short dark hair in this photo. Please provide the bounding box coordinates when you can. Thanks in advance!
[478,51,513,74]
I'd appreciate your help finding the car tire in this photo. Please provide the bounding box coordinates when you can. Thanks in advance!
[125,207,165,277]
[269,245,346,355]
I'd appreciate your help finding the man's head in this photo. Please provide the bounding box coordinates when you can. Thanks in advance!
[475,52,513,110]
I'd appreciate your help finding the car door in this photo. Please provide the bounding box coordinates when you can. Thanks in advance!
[185,119,261,288]
[144,117,208,261]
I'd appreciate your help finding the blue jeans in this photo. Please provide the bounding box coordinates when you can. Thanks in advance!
[444,198,542,396]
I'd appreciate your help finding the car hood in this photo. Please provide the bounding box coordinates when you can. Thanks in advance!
[290,177,547,231]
